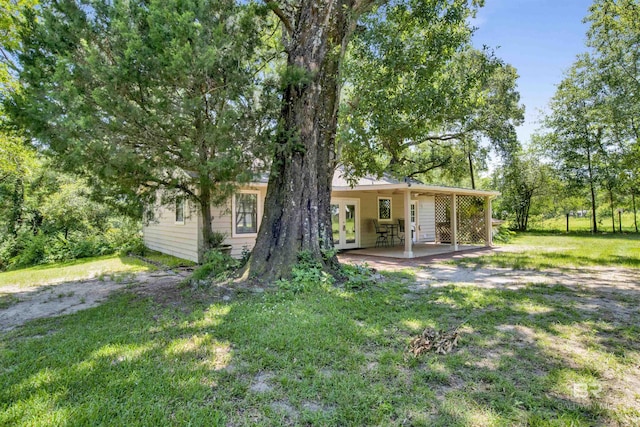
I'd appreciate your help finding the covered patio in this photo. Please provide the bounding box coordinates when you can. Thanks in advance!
[331,173,499,259]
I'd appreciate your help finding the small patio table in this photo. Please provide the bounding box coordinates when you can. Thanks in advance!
[384,223,400,245]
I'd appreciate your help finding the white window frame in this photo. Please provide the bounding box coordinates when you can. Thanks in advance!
[175,198,185,225]
[378,197,392,221]
[232,190,261,238]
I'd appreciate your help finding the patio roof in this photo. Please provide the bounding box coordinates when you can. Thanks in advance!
[331,171,499,198]
[248,169,498,198]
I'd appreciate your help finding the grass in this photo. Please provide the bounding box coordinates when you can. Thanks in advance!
[142,250,197,269]
[1,261,639,425]
[455,232,640,270]
[533,212,638,233]
[0,255,154,289]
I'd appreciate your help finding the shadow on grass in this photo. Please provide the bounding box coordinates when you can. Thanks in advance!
[0,276,638,426]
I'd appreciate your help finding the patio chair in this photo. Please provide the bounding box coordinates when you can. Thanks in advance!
[398,219,406,245]
[372,219,389,247]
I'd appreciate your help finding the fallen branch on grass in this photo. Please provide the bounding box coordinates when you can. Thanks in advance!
[408,327,461,356]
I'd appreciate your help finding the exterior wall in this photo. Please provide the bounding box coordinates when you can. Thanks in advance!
[143,200,200,262]
[332,190,419,248]
[210,186,268,259]
[417,196,436,242]
[144,185,488,262]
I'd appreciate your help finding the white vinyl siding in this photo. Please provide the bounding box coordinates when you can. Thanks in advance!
[211,187,267,258]
[333,191,408,249]
[143,201,199,262]
[417,196,436,242]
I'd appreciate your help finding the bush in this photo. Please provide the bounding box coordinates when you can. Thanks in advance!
[121,237,146,256]
[0,221,144,271]
[493,225,516,243]
[341,262,374,289]
[191,249,239,283]
[275,251,334,294]
[9,232,48,268]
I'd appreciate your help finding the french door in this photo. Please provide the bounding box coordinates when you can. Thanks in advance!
[331,199,360,250]
[410,201,418,242]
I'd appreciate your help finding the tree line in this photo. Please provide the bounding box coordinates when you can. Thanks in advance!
[495,0,640,234]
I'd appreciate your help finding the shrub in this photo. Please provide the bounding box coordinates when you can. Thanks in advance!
[9,232,48,268]
[276,251,334,294]
[191,249,239,283]
[493,225,516,243]
[0,221,144,271]
[341,262,373,289]
[121,237,146,256]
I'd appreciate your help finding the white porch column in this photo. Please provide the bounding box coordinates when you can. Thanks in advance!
[404,189,413,258]
[450,193,458,251]
[485,196,493,247]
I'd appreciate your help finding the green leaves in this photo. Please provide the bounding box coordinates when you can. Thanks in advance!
[339,1,523,184]
[7,0,278,248]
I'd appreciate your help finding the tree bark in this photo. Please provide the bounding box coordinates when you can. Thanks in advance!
[633,192,638,233]
[199,179,214,253]
[608,187,615,233]
[247,1,358,282]
[468,150,475,190]
[587,146,598,233]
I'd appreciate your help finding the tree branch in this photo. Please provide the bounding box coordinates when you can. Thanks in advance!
[0,47,16,71]
[404,156,452,178]
[263,1,293,35]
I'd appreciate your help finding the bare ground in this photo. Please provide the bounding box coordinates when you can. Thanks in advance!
[0,270,186,331]
[2,253,639,331]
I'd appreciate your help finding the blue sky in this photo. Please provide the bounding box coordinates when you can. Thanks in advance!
[471,0,592,144]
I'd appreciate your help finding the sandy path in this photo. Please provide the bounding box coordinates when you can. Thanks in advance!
[0,271,185,331]
[2,252,639,332]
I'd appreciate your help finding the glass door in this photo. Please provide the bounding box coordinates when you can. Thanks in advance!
[331,199,360,249]
[410,201,418,242]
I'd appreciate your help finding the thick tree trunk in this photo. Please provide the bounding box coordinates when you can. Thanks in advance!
[199,179,214,253]
[247,1,355,282]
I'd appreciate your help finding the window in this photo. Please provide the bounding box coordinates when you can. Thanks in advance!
[378,197,392,220]
[233,191,259,236]
[410,203,416,223]
[175,198,185,224]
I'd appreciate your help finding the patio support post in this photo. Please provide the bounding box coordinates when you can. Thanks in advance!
[403,189,413,258]
[485,196,493,247]
[451,193,458,251]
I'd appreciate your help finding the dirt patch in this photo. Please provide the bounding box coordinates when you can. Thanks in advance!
[0,270,185,331]
[250,372,275,393]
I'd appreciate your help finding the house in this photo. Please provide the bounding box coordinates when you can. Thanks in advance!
[143,171,498,262]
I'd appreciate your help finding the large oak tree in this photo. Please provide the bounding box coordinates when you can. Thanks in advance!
[247,0,485,281]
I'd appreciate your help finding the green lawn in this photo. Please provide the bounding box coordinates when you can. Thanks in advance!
[142,250,197,269]
[1,245,639,425]
[456,232,640,270]
[0,255,154,288]
[534,212,639,233]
